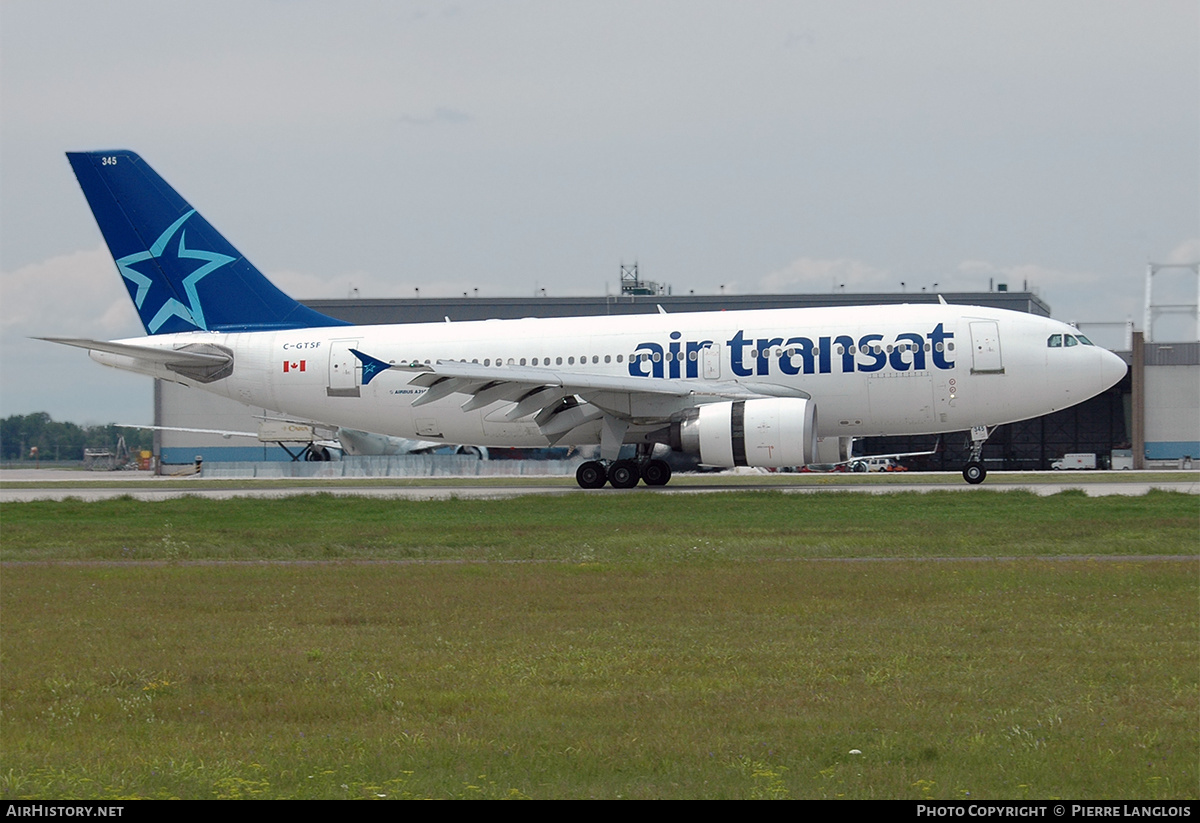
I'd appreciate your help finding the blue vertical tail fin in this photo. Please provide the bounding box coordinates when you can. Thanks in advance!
[67,150,349,335]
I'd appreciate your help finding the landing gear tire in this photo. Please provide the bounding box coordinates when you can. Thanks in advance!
[576,461,608,489]
[641,459,672,487]
[608,459,641,489]
[643,460,672,487]
[963,461,986,485]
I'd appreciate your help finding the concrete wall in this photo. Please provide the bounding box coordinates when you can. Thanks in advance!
[1144,364,1200,459]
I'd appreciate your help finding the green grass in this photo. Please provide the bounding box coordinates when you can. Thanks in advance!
[1,489,1195,562]
[1,492,1197,799]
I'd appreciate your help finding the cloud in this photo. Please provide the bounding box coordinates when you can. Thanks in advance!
[954,259,1155,337]
[0,245,140,340]
[394,107,473,127]
[955,259,1100,292]
[0,247,150,423]
[1164,238,1200,265]
[269,268,392,301]
[269,268,489,300]
[756,257,893,294]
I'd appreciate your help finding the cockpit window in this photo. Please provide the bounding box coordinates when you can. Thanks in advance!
[1076,334,1093,345]
[1065,335,1079,347]
[1047,334,1062,347]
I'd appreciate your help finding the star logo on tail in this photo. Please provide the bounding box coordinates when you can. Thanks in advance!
[115,210,235,333]
[349,349,393,386]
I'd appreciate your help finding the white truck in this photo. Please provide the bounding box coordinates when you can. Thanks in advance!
[1051,453,1097,470]
[1110,449,1134,470]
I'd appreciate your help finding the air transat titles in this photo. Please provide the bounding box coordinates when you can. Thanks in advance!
[629,323,956,379]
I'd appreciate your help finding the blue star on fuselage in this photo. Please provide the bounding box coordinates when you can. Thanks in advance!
[114,210,235,333]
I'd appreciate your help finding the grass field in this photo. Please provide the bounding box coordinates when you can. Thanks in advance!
[1,490,1197,799]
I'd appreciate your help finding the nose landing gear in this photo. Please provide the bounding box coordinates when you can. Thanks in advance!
[962,461,986,484]
[962,425,991,485]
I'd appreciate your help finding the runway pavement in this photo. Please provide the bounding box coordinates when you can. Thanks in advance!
[1,468,1196,501]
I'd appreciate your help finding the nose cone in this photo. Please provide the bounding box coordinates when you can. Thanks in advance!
[1099,348,1128,390]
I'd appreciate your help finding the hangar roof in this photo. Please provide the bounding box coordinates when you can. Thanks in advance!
[303,291,1051,325]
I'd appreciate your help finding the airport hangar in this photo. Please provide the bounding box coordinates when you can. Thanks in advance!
[150,288,1194,472]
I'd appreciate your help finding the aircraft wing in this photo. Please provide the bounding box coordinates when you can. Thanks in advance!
[117,422,339,447]
[834,440,941,469]
[119,417,454,459]
[117,424,259,439]
[352,349,810,450]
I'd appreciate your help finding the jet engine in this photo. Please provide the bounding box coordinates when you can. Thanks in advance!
[814,435,854,465]
[669,398,818,468]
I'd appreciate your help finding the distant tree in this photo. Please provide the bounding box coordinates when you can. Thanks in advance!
[0,413,153,462]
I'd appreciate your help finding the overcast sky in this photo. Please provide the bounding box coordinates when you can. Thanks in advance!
[2,0,1197,425]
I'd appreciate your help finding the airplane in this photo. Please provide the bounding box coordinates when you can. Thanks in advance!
[43,150,1128,489]
[335,428,488,460]
[116,421,487,462]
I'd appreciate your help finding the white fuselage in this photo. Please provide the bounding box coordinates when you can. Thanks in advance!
[91,304,1126,448]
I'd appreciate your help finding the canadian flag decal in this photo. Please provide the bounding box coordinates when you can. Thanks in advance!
[283,360,306,373]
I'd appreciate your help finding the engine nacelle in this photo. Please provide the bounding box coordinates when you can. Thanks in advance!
[814,435,854,464]
[670,398,818,468]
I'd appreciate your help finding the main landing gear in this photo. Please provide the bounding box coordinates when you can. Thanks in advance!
[961,425,991,485]
[575,457,673,489]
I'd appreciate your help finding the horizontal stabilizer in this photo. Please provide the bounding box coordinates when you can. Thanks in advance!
[38,337,231,368]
